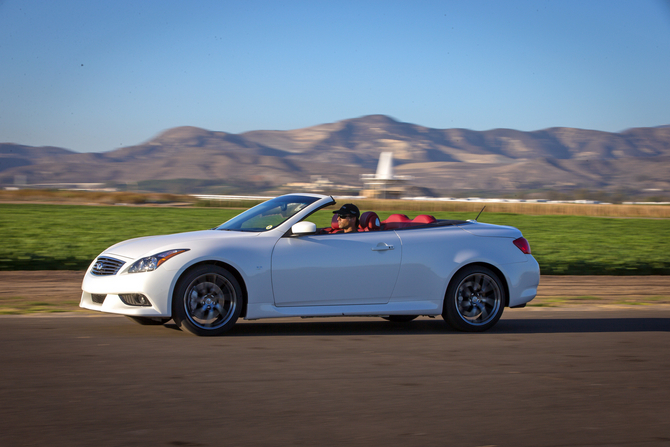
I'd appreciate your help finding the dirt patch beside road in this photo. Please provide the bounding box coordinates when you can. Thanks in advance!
[534,275,670,307]
[0,271,86,313]
[0,271,669,314]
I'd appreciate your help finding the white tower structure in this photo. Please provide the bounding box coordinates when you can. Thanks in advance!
[375,152,394,180]
[361,152,412,199]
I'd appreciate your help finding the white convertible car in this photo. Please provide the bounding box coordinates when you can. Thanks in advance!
[80,193,540,335]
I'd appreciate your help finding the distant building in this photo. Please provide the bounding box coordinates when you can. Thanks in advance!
[284,175,359,194]
[360,152,412,199]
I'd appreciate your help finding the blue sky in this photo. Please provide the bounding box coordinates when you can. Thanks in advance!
[1,0,669,153]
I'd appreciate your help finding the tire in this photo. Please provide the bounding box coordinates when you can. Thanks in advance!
[382,315,418,323]
[443,266,505,332]
[126,316,170,325]
[172,265,243,336]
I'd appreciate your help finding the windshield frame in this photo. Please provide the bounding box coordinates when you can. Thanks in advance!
[215,195,324,232]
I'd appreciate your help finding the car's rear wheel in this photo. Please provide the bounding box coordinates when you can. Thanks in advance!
[126,316,170,325]
[382,315,418,322]
[443,266,505,332]
[172,265,243,336]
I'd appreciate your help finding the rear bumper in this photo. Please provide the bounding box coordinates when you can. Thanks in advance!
[505,256,540,308]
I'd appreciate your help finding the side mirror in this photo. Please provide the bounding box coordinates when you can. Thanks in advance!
[291,221,317,235]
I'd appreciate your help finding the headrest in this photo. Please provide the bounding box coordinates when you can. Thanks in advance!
[359,212,381,231]
[384,214,411,223]
[413,214,437,224]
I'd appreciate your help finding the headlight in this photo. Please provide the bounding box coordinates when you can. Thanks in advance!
[127,249,189,273]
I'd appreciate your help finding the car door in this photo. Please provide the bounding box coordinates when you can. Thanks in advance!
[271,231,402,306]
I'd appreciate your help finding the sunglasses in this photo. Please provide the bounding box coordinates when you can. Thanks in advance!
[337,214,353,219]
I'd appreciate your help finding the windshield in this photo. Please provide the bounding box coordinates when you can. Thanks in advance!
[216,195,321,232]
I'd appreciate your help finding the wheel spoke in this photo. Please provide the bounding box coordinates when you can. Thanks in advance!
[478,303,489,321]
[475,275,485,291]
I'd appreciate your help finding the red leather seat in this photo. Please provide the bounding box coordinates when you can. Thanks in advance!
[319,214,340,233]
[383,214,411,223]
[413,214,436,224]
[359,212,381,231]
[382,213,413,230]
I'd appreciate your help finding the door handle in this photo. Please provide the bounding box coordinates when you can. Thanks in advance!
[372,243,394,251]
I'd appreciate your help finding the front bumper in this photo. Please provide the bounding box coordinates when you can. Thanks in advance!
[80,263,174,317]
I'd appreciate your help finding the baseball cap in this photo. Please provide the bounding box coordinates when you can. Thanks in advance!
[332,203,360,217]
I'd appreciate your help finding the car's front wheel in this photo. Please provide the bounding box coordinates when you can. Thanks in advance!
[443,266,505,332]
[172,265,243,336]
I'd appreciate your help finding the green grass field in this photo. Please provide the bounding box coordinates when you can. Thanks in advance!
[1,204,669,274]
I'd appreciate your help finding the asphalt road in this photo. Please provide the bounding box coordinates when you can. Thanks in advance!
[2,309,669,447]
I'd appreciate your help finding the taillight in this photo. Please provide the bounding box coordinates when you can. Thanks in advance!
[513,237,531,254]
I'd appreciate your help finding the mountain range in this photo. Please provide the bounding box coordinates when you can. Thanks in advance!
[1,115,669,198]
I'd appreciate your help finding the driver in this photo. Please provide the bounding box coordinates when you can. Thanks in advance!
[332,203,360,233]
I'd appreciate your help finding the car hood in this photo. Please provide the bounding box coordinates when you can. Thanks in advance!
[104,229,260,260]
